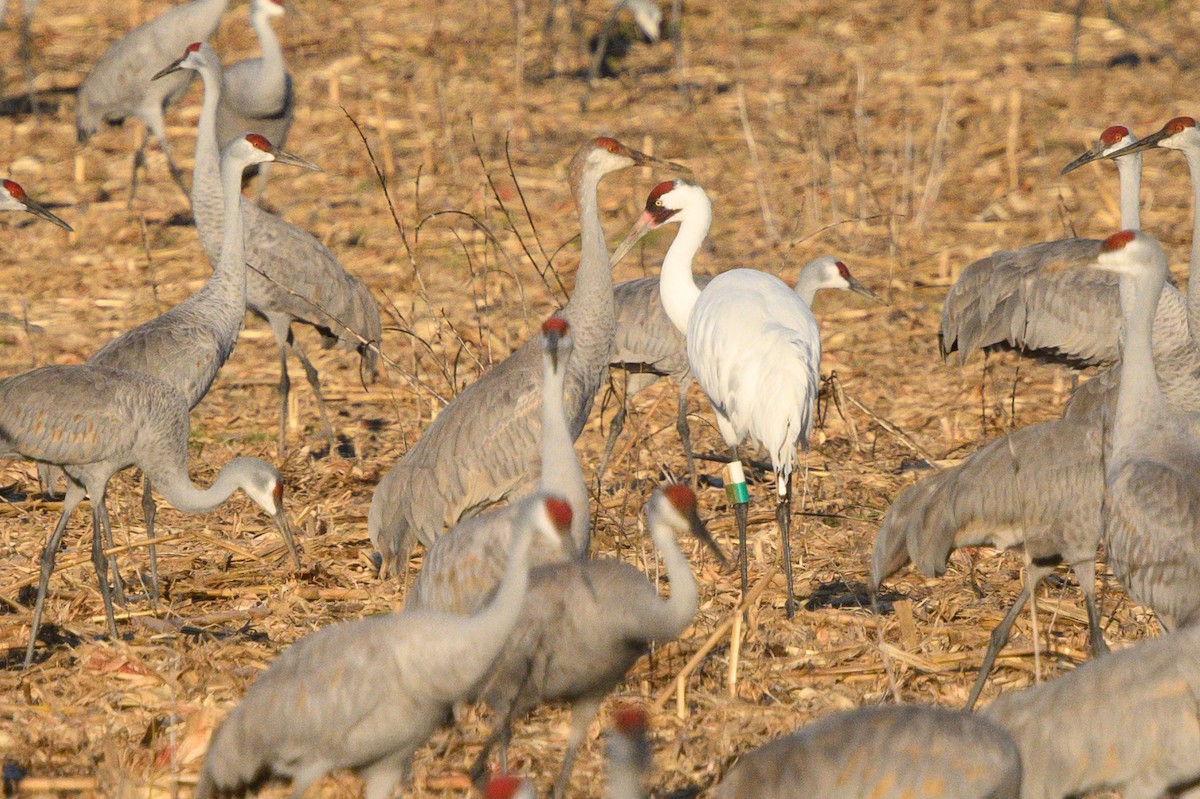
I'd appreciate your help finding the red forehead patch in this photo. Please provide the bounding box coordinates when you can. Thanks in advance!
[1166,117,1197,135]
[835,261,850,280]
[663,483,695,513]
[2,179,25,200]
[186,42,202,53]
[613,705,648,734]
[545,498,573,531]
[1100,125,1129,146]
[646,180,676,208]
[272,480,284,503]
[484,775,524,799]
[268,0,283,4]
[595,136,622,154]
[1102,230,1136,251]
[245,133,272,151]
[542,316,569,336]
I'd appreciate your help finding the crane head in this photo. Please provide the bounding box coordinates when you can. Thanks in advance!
[801,255,881,303]
[1100,116,1197,160]
[1092,230,1168,282]
[228,134,321,172]
[483,774,535,799]
[657,484,727,566]
[540,315,572,370]
[1,179,72,231]
[607,705,653,777]
[252,0,286,19]
[535,495,580,564]
[609,179,709,267]
[571,138,687,194]
[230,458,301,569]
[153,42,214,81]
[1060,123,1138,174]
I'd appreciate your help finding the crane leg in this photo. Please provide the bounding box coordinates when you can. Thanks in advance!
[275,338,292,457]
[18,11,37,115]
[292,338,337,449]
[776,472,796,618]
[964,570,1045,711]
[675,381,697,487]
[91,496,119,640]
[1072,557,1108,655]
[152,122,189,202]
[141,473,159,604]
[24,483,86,668]
[128,128,152,207]
[93,491,126,609]
[552,695,603,799]
[585,5,622,88]
[726,446,750,605]
[597,403,627,485]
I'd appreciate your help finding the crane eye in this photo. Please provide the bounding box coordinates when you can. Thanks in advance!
[654,200,662,207]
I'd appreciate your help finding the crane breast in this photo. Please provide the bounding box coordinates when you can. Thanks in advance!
[687,269,820,469]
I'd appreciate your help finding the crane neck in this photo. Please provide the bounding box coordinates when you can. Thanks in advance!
[459,504,536,661]
[145,456,254,514]
[1112,266,1168,464]
[658,210,710,335]
[605,738,643,799]
[1115,152,1142,231]
[638,513,699,640]
[1181,144,1200,344]
[539,345,590,553]
[190,60,226,265]
[250,9,286,86]
[215,150,250,293]
[793,268,822,308]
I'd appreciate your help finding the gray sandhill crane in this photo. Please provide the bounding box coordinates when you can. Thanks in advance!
[1,179,72,230]
[469,484,725,799]
[984,623,1200,799]
[369,137,685,560]
[605,707,651,799]
[156,42,381,454]
[75,0,228,203]
[938,125,1143,368]
[193,493,573,799]
[871,414,1108,710]
[610,178,818,617]
[39,132,315,590]
[484,774,538,799]
[602,255,878,485]
[1064,117,1200,422]
[408,315,587,602]
[1090,229,1200,630]
[714,705,1021,799]
[6,365,292,669]
[215,0,293,200]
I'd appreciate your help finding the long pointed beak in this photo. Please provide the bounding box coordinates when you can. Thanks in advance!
[272,500,301,568]
[152,55,186,81]
[23,197,72,231]
[1060,141,1109,175]
[1101,129,1169,161]
[270,146,321,172]
[847,276,883,304]
[625,147,689,174]
[545,329,561,371]
[610,211,658,267]
[688,507,728,566]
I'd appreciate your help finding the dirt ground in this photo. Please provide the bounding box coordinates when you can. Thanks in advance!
[1,0,1197,796]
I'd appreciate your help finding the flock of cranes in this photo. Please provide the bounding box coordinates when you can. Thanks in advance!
[5,0,1200,798]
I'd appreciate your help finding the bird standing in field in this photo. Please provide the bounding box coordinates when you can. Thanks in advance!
[1089,230,1200,630]
[714,705,1021,799]
[610,178,818,617]
[938,124,1143,369]
[215,0,293,200]
[156,42,381,455]
[75,0,229,204]
[602,255,877,485]
[193,493,573,799]
[470,484,725,799]
[369,137,685,561]
[0,179,72,230]
[7,365,292,669]
[408,315,588,604]
[984,623,1200,799]
[54,133,315,595]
